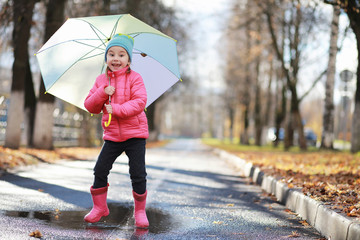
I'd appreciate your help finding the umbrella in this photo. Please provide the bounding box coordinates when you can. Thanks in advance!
[35,14,181,114]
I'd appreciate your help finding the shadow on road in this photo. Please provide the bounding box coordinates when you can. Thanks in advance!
[0,173,91,208]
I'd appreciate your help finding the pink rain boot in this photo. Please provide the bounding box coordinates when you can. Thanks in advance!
[84,184,109,223]
[133,190,149,228]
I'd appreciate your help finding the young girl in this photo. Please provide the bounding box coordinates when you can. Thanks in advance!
[83,34,149,228]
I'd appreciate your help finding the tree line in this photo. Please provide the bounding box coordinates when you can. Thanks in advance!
[0,0,182,150]
[224,0,360,152]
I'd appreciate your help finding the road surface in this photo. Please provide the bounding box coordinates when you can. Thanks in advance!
[0,139,324,239]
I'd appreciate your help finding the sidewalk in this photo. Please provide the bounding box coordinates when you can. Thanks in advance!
[215,148,360,240]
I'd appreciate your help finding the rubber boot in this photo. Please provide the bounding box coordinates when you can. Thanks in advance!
[133,190,149,228]
[84,184,109,223]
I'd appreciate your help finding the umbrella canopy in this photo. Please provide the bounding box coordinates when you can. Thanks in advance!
[35,14,180,111]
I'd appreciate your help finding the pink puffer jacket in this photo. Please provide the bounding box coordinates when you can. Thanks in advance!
[84,67,149,142]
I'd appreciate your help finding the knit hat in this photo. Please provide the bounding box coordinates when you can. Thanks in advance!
[105,34,134,62]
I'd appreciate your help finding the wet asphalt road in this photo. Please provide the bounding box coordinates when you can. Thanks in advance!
[0,139,324,240]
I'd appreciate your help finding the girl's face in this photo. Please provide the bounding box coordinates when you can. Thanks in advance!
[106,46,130,72]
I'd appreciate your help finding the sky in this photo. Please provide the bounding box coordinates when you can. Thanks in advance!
[162,0,232,92]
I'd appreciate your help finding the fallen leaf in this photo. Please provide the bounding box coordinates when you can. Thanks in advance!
[232,232,245,235]
[284,231,300,238]
[226,203,234,207]
[284,209,297,215]
[299,220,309,226]
[29,230,42,238]
[213,220,224,225]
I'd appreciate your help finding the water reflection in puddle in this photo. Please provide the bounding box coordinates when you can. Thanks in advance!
[4,202,179,234]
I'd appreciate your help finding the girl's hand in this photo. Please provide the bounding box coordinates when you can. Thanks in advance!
[104,86,115,96]
[105,104,113,114]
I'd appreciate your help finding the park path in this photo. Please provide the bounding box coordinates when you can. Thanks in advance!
[0,139,324,239]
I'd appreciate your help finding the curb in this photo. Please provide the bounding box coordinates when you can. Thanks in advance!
[215,148,360,240]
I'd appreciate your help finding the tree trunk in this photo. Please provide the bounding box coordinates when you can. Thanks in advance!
[240,4,252,145]
[228,106,234,142]
[33,0,66,149]
[274,81,286,147]
[254,20,262,146]
[344,1,360,153]
[146,104,158,141]
[273,10,286,148]
[321,5,340,149]
[5,0,37,149]
[290,83,307,150]
[24,59,37,147]
[264,56,274,127]
[350,35,360,152]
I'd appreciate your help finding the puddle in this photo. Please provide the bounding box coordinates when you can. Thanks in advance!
[3,203,179,234]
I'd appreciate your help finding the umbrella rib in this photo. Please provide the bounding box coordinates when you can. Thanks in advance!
[87,24,108,48]
[73,40,105,51]
[80,52,104,61]
[77,18,109,41]
[108,16,123,40]
[37,39,104,54]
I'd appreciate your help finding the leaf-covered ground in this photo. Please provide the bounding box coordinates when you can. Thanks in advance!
[0,141,167,173]
[203,139,360,221]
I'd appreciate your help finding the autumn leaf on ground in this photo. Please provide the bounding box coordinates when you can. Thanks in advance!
[29,229,42,238]
[213,220,224,224]
[284,209,297,215]
[283,231,300,238]
[232,232,245,235]
[299,220,309,226]
[331,205,343,210]
[205,140,360,219]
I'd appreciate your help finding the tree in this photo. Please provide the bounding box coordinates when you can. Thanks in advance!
[253,13,263,146]
[321,5,340,149]
[339,1,360,153]
[260,0,332,150]
[267,1,307,150]
[323,0,360,152]
[224,3,244,142]
[32,0,66,149]
[225,1,282,145]
[5,0,37,149]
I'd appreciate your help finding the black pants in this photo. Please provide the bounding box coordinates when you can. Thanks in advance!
[93,138,147,194]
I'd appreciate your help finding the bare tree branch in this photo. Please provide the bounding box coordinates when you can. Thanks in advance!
[299,69,327,102]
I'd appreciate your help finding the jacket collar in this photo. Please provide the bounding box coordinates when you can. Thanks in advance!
[107,67,129,78]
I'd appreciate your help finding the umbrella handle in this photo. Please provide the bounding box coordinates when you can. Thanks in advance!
[104,114,112,127]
